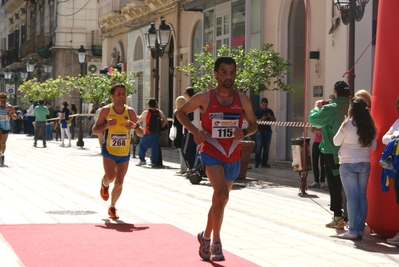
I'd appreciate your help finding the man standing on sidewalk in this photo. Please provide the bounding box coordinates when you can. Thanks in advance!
[93,83,142,220]
[176,57,257,261]
[136,99,168,167]
[308,81,350,229]
[254,97,276,168]
[33,99,49,148]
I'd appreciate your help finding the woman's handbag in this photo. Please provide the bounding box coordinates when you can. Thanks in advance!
[169,125,177,141]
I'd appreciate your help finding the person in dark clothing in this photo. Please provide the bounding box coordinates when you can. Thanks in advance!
[13,106,22,134]
[59,100,72,147]
[53,106,61,141]
[181,87,199,170]
[254,98,276,168]
[70,103,77,139]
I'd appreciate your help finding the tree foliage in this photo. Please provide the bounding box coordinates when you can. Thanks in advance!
[17,68,138,106]
[18,76,75,102]
[178,44,292,94]
[75,68,138,106]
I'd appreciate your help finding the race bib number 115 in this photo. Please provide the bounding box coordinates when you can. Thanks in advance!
[211,119,238,139]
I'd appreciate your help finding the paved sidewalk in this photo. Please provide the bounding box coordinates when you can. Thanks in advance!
[1,134,399,266]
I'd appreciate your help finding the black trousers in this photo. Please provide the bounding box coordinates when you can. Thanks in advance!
[27,116,35,135]
[312,142,325,183]
[181,132,197,170]
[323,153,347,217]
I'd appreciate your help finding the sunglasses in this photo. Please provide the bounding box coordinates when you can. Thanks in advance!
[0,96,6,98]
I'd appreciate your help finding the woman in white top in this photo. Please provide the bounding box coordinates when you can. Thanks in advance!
[333,97,377,240]
[382,97,399,144]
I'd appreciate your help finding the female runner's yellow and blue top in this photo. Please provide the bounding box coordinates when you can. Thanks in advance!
[104,104,131,156]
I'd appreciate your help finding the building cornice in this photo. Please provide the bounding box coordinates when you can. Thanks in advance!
[2,0,25,14]
[99,0,182,38]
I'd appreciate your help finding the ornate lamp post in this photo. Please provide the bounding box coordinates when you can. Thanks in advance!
[334,0,369,25]
[144,18,172,101]
[4,68,28,105]
[76,44,87,148]
[25,58,52,82]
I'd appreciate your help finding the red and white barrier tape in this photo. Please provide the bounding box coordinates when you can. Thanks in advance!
[256,121,313,128]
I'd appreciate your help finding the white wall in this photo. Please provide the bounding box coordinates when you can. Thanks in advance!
[54,0,99,49]
[324,3,374,94]
[354,6,373,94]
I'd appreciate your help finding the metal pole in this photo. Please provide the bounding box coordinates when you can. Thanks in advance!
[348,0,356,96]
[76,63,84,147]
[14,78,17,106]
[155,44,160,101]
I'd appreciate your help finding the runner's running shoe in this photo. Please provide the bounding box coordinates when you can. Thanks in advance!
[197,231,211,260]
[108,207,119,219]
[100,183,109,201]
[210,241,225,261]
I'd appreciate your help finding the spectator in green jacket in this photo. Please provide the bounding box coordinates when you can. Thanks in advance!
[33,99,49,148]
[308,80,350,230]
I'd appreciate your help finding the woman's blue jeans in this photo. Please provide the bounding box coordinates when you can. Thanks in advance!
[339,162,370,236]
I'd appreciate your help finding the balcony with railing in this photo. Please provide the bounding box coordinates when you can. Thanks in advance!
[20,33,52,60]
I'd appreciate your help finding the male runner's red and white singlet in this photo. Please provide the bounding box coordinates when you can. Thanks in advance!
[201,89,243,163]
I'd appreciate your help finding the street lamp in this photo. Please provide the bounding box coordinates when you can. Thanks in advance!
[334,0,369,25]
[76,44,87,148]
[145,18,172,101]
[334,0,370,96]
[4,68,28,105]
[25,58,53,82]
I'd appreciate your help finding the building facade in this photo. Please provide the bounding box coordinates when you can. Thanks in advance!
[1,0,100,111]
[98,0,376,163]
[1,0,377,163]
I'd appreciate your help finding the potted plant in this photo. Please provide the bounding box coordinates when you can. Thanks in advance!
[178,44,292,179]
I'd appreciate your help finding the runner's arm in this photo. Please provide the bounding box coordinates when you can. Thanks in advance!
[92,107,111,134]
[176,92,208,144]
[7,105,18,120]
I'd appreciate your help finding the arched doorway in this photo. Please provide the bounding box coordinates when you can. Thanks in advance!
[282,0,306,161]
